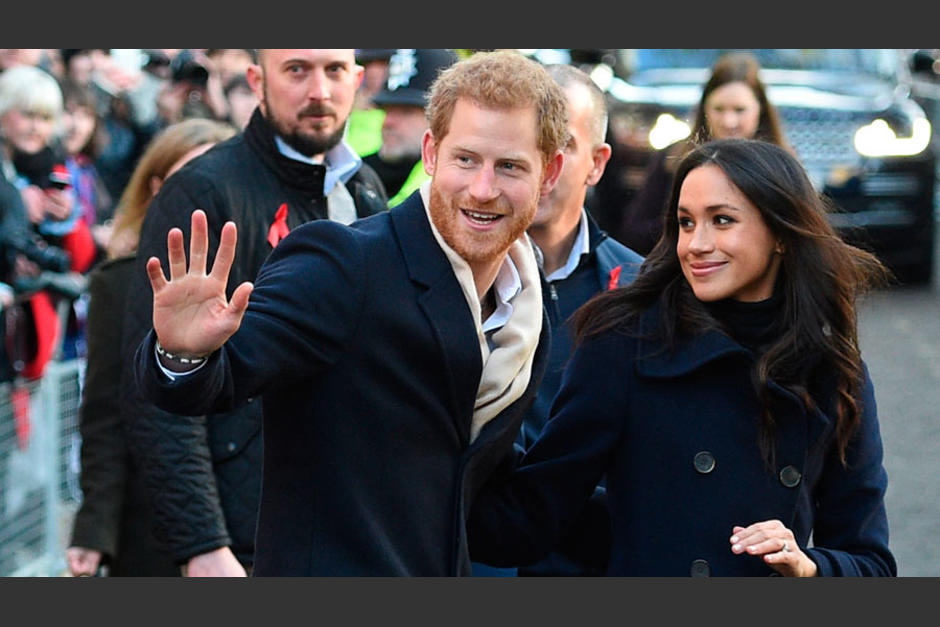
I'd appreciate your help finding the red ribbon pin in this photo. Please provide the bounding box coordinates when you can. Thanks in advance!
[607,265,623,291]
[267,203,289,248]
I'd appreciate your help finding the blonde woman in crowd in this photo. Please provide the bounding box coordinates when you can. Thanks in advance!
[66,118,235,576]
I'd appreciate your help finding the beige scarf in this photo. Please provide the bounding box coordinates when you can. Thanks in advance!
[420,182,543,442]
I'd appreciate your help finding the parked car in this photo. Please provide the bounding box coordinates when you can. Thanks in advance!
[591,49,937,285]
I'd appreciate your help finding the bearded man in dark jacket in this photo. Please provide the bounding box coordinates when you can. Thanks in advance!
[121,49,387,576]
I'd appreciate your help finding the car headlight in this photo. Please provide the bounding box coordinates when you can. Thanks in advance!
[648,113,691,150]
[854,116,932,157]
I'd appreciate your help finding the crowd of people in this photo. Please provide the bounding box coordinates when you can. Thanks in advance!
[0,49,261,388]
[0,49,895,577]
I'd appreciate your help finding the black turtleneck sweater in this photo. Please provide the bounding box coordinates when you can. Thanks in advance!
[705,290,784,354]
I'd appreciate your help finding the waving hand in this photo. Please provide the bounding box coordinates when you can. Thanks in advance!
[146,209,253,361]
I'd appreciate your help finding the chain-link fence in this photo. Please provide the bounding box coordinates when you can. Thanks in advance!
[0,358,85,577]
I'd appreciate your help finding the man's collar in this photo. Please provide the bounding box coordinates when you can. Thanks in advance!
[274,136,362,194]
[483,254,522,333]
[541,208,590,282]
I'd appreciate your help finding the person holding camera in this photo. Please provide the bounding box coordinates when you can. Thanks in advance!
[153,49,252,129]
[153,50,216,127]
[0,64,94,376]
[1,66,82,247]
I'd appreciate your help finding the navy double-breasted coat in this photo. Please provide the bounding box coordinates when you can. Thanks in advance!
[470,301,895,576]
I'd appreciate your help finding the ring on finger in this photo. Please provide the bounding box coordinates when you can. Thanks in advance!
[781,540,790,553]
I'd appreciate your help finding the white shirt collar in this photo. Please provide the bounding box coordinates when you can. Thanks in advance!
[543,209,591,282]
[481,255,522,334]
[274,136,361,194]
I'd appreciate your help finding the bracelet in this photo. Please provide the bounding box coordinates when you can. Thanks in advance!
[155,340,208,366]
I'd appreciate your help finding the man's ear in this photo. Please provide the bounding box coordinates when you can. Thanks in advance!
[421,129,437,176]
[246,63,264,106]
[539,149,565,196]
[352,63,365,91]
[586,142,612,186]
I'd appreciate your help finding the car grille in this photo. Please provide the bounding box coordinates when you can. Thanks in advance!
[780,107,867,177]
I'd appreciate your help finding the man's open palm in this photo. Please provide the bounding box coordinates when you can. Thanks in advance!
[147,209,253,357]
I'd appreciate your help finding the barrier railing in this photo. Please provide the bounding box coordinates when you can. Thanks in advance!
[0,358,85,577]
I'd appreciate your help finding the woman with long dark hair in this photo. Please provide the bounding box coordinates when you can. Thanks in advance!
[470,138,896,577]
[616,51,791,255]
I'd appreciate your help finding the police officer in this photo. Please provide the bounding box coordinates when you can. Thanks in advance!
[363,49,459,207]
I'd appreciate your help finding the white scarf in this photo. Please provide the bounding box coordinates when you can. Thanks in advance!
[420,182,543,442]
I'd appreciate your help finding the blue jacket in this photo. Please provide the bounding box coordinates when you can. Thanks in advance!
[522,214,644,449]
[470,301,896,576]
[135,191,549,576]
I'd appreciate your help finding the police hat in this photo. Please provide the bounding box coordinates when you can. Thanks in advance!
[372,49,459,108]
[356,49,396,64]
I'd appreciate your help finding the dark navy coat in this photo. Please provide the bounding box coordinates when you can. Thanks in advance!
[135,192,549,576]
[470,301,896,576]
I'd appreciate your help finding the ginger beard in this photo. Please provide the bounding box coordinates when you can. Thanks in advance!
[428,179,539,266]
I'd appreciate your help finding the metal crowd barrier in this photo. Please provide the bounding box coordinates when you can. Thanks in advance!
[0,358,85,577]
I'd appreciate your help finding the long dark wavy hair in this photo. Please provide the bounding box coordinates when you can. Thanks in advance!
[573,138,889,466]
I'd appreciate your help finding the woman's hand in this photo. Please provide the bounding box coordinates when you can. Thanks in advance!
[730,519,818,577]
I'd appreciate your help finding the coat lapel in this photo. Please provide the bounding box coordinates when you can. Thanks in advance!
[635,328,745,378]
[634,301,833,500]
[390,193,482,443]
